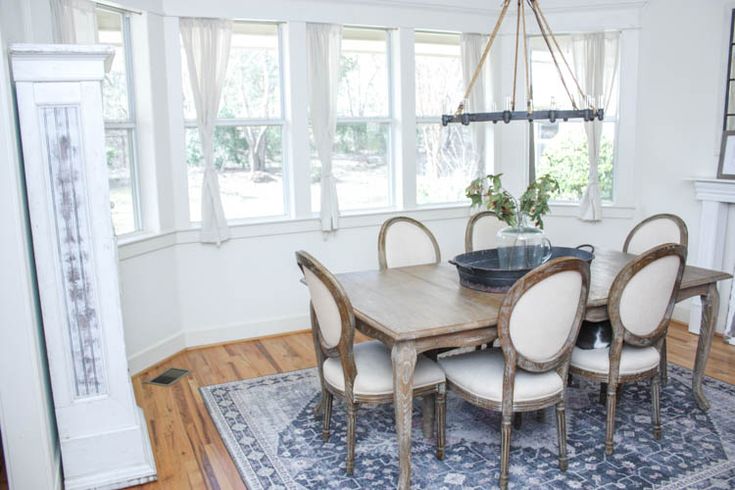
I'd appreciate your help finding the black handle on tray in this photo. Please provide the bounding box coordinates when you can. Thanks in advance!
[576,244,595,255]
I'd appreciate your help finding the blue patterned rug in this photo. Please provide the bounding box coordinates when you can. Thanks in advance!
[200,364,735,489]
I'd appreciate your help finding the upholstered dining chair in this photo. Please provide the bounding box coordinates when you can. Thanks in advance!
[439,257,591,490]
[623,214,688,385]
[295,250,447,475]
[378,216,440,270]
[570,243,686,455]
[464,210,505,252]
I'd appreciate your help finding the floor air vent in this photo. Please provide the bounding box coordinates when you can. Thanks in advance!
[145,368,190,386]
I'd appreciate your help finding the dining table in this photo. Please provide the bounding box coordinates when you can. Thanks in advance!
[333,248,732,490]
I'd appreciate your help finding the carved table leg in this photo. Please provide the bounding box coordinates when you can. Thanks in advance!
[693,284,720,411]
[392,341,417,490]
[422,395,435,439]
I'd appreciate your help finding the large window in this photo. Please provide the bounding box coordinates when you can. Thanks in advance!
[415,31,477,205]
[97,6,141,235]
[311,27,392,212]
[530,35,620,202]
[183,22,285,222]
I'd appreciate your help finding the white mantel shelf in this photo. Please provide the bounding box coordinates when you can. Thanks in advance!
[689,178,735,342]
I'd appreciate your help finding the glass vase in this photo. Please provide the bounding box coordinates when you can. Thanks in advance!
[496,223,552,270]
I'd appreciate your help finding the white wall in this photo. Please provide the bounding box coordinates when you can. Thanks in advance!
[115,0,735,374]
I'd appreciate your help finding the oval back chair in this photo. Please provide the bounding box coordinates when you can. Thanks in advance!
[439,257,590,489]
[378,216,441,270]
[464,210,505,252]
[570,243,687,455]
[295,250,446,475]
[623,213,688,255]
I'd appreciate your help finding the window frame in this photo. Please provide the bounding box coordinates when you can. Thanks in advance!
[98,4,143,235]
[182,21,289,224]
[528,32,622,205]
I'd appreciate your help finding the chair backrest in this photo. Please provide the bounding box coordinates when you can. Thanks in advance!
[378,216,441,270]
[498,257,590,374]
[609,243,686,347]
[295,251,357,391]
[465,211,505,252]
[623,214,688,255]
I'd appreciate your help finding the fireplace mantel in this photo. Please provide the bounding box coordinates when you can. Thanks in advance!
[689,178,735,342]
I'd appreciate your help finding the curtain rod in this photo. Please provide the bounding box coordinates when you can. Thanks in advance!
[96,1,142,16]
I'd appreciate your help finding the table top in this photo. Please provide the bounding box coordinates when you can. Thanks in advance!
[336,249,732,342]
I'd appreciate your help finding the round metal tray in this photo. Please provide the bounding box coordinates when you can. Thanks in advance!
[449,245,594,293]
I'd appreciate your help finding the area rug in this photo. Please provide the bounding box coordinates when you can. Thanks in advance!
[200,365,735,489]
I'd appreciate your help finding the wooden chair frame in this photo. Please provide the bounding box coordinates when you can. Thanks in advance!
[295,250,446,475]
[623,213,688,386]
[464,210,502,253]
[378,216,441,270]
[570,243,687,455]
[446,257,590,490]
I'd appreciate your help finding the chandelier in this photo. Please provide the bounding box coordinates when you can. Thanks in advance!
[442,0,604,126]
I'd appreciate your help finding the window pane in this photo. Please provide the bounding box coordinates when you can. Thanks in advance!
[105,129,137,235]
[311,122,390,211]
[416,123,477,204]
[338,28,389,118]
[534,122,615,202]
[220,23,282,119]
[97,9,130,121]
[186,126,285,221]
[415,32,463,117]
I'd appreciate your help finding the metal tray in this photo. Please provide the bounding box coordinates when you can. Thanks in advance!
[449,245,594,293]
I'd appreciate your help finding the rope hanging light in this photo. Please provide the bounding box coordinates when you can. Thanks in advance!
[442,0,604,126]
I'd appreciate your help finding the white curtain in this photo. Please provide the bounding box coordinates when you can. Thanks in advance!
[307,23,342,233]
[50,0,98,44]
[572,32,619,222]
[460,33,488,179]
[180,18,233,245]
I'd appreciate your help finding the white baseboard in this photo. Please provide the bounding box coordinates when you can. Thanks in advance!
[127,331,186,375]
[126,315,309,374]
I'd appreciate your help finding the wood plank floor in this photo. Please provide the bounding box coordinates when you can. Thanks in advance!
[121,322,735,490]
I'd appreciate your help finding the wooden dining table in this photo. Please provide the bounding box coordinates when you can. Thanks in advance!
[334,248,732,490]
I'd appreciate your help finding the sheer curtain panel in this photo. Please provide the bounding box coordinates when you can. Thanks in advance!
[572,32,619,221]
[460,33,488,179]
[180,18,233,244]
[50,0,98,44]
[307,23,342,232]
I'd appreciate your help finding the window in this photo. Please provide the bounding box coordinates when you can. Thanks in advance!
[530,35,620,202]
[97,6,141,235]
[311,27,392,212]
[183,22,285,222]
[415,31,477,205]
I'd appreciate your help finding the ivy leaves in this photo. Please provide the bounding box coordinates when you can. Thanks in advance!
[465,173,560,230]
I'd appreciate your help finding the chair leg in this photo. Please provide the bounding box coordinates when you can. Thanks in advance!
[322,392,333,442]
[660,338,669,386]
[555,401,568,471]
[436,384,446,460]
[605,383,618,455]
[513,412,522,429]
[346,402,357,475]
[500,415,512,490]
[651,375,662,440]
[422,395,435,439]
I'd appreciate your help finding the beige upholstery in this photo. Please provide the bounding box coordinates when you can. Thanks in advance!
[471,213,504,251]
[571,345,660,376]
[323,340,445,396]
[626,219,683,255]
[619,255,680,337]
[439,350,563,402]
[304,267,342,348]
[384,221,438,268]
[509,271,583,363]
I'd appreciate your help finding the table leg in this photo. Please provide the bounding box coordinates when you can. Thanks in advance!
[693,283,720,411]
[392,341,417,490]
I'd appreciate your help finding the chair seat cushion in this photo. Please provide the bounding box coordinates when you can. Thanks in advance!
[438,349,563,403]
[323,340,445,396]
[571,345,660,376]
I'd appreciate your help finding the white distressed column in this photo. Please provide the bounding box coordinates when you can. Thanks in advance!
[689,179,734,336]
[11,44,157,490]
